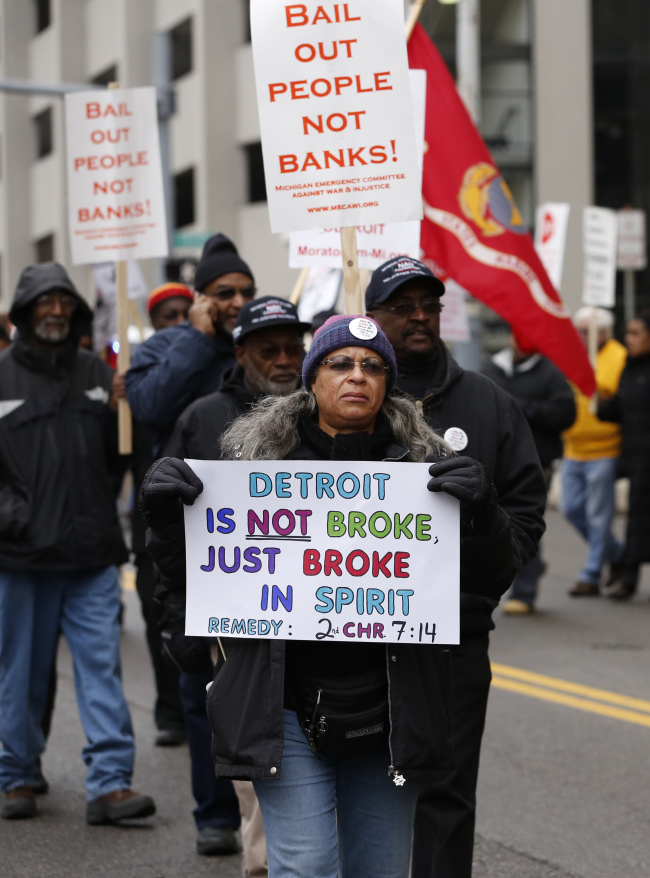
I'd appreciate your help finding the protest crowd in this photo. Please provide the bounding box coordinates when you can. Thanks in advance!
[1,3,650,878]
[1,229,649,877]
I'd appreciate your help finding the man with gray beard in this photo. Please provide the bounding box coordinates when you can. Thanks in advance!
[166,296,309,461]
[0,262,155,825]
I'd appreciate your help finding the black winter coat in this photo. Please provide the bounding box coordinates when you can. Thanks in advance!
[147,423,537,784]
[598,353,650,564]
[398,345,547,636]
[165,365,259,460]
[481,352,576,468]
[0,263,127,572]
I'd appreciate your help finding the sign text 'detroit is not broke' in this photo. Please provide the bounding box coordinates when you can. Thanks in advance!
[184,461,460,645]
[65,87,168,265]
[250,0,423,233]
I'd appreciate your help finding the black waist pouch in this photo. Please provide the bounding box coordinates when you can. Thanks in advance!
[291,669,389,758]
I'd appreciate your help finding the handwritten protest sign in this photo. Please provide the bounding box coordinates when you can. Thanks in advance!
[65,87,168,265]
[250,0,423,233]
[184,460,460,644]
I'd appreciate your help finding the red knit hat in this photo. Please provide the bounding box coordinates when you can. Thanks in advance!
[147,283,194,316]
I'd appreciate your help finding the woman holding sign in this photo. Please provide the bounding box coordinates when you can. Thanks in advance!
[142,316,522,878]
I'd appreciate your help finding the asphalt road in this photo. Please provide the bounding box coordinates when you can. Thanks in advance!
[1,509,649,877]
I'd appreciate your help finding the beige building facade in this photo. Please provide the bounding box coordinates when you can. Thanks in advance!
[0,0,595,316]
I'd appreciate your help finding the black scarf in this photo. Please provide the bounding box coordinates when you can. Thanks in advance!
[297,413,395,461]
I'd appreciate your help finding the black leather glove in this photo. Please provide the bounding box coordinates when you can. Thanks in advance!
[427,456,498,532]
[139,457,203,529]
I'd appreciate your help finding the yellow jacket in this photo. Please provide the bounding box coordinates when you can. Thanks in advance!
[563,338,627,461]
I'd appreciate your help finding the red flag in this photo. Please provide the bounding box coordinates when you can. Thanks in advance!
[408,24,595,396]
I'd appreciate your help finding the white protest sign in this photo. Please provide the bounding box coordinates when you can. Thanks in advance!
[617,209,647,271]
[290,221,421,269]
[289,68,426,267]
[184,460,460,645]
[582,207,618,307]
[251,0,423,233]
[92,260,148,301]
[534,202,570,292]
[297,268,342,323]
[439,279,471,343]
[65,87,168,264]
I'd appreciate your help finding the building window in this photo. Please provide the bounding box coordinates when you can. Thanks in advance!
[34,0,51,34]
[174,168,195,228]
[34,107,53,159]
[35,234,54,263]
[90,65,118,87]
[170,18,193,81]
[244,143,267,203]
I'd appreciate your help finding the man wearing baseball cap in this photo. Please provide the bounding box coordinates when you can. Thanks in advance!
[168,296,310,457]
[366,256,546,878]
[125,233,256,455]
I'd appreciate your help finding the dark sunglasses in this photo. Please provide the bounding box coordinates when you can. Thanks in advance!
[319,355,388,377]
[371,300,443,317]
[248,343,304,361]
[205,286,257,302]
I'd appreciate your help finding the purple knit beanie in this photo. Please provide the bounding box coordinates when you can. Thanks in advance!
[302,315,397,391]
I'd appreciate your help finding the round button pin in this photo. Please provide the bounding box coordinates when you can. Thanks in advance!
[444,427,468,452]
[349,317,377,341]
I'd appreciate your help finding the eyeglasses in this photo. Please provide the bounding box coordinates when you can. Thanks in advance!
[204,286,257,303]
[248,343,304,361]
[319,355,388,377]
[37,293,78,312]
[370,300,443,317]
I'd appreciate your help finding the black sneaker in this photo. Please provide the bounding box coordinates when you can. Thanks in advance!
[86,789,156,825]
[196,826,240,856]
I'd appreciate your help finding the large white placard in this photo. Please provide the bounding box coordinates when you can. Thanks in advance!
[288,68,426,267]
[250,0,423,233]
[65,87,168,264]
[583,207,618,307]
[184,460,460,645]
[534,203,570,292]
[617,209,647,271]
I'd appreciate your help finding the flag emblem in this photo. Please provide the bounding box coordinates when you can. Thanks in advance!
[459,163,527,237]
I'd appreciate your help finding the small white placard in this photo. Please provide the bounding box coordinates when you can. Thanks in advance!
[65,87,168,264]
[534,203,570,292]
[184,460,460,645]
[617,209,647,272]
[583,207,618,307]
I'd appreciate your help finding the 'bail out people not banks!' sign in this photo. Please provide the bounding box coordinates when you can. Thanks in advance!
[184,461,460,644]
[250,0,423,233]
[65,87,168,265]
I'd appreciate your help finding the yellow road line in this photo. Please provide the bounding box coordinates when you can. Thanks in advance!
[492,662,650,715]
[491,675,650,729]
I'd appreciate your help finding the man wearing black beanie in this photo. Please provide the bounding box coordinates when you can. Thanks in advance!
[125,233,256,455]
[124,233,256,859]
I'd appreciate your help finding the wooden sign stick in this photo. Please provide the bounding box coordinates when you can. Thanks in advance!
[108,81,133,455]
[341,226,363,314]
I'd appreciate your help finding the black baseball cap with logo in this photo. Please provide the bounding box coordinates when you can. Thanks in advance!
[232,296,312,345]
[365,256,446,309]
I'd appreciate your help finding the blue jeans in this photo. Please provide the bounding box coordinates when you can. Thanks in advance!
[179,670,240,831]
[509,552,545,606]
[253,710,419,878]
[0,566,135,801]
[560,458,624,585]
